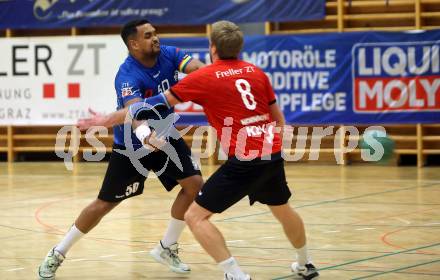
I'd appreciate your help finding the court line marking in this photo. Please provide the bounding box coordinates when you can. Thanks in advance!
[350,206,439,226]
[2,256,439,276]
[33,198,169,249]
[379,206,440,254]
[14,171,440,278]
[351,259,440,279]
[2,174,440,183]
[226,244,435,255]
[289,179,440,184]
[20,191,440,259]
[271,242,440,280]
[0,188,102,209]
[29,190,440,260]
[394,217,411,225]
[219,183,440,222]
[0,173,161,180]
[99,254,117,258]
[70,258,87,262]
[1,247,438,276]
[214,220,440,228]
[333,267,440,277]
[0,221,434,258]
[6,256,438,276]
[381,227,439,255]
[5,267,24,272]
[0,232,32,240]
[322,201,440,206]
[0,175,102,179]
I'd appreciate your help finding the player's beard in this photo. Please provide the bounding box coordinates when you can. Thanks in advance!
[143,45,160,61]
[152,42,161,55]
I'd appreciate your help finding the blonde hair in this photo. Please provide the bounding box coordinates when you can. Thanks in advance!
[210,20,243,59]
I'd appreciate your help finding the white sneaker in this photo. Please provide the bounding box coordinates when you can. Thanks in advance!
[149,241,190,274]
[38,248,65,280]
[291,262,319,280]
[224,273,252,280]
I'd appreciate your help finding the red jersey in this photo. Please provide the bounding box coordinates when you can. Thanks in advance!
[170,59,281,159]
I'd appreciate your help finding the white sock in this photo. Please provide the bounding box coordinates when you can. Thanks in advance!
[161,217,186,247]
[55,224,85,256]
[296,244,309,266]
[218,257,246,278]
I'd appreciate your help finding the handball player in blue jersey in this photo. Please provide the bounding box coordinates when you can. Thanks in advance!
[74,20,319,280]
[38,19,205,279]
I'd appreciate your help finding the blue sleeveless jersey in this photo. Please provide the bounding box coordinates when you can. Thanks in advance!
[113,45,192,148]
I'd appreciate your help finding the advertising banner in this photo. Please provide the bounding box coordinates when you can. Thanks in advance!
[164,31,440,124]
[0,35,123,125]
[1,30,439,125]
[0,0,325,29]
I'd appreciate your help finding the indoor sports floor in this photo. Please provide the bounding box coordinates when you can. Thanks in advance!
[0,162,439,279]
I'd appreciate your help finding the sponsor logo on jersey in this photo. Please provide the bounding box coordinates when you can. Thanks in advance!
[245,123,275,143]
[240,113,270,125]
[121,82,134,97]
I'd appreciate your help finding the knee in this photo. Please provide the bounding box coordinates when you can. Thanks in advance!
[88,199,119,216]
[184,208,200,228]
[184,203,211,229]
[183,208,195,227]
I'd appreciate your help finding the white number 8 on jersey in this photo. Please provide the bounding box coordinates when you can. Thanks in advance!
[235,79,257,110]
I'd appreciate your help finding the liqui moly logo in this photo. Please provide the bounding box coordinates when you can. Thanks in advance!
[352,41,440,112]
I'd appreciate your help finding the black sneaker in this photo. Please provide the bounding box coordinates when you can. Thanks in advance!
[291,262,319,280]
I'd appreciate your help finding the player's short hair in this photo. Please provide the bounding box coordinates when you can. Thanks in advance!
[121,19,151,47]
[210,20,243,59]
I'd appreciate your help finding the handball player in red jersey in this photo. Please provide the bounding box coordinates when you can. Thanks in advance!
[78,20,319,280]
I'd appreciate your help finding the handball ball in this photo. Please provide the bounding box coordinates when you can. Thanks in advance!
[359,130,395,163]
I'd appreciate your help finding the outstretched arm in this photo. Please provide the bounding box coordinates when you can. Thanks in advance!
[77,107,130,130]
[77,90,183,130]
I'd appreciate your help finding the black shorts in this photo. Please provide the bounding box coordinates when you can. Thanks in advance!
[98,137,201,202]
[195,152,292,213]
